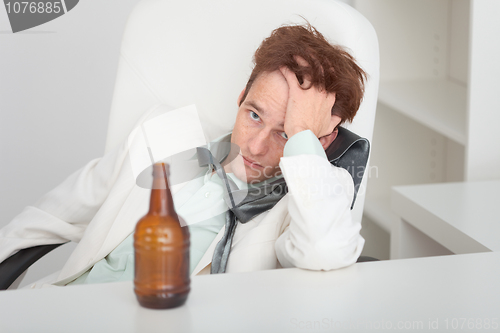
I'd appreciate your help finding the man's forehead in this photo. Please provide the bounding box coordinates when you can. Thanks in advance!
[246,71,288,101]
[253,70,287,86]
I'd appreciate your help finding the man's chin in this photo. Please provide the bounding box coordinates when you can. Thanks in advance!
[232,170,255,184]
[231,166,262,184]
[228,160,279,184]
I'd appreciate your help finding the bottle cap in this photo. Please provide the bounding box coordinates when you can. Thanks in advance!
[151,163,170,189]
[152,163,170,178]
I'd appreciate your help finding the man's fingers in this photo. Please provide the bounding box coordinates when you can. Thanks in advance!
[301,74,312,88]
[281,57,314,89]
[293,55,316,88]
[280,66,302,89]
[294,55,309,67]
[279,66,294,83]
[293,56,311,87]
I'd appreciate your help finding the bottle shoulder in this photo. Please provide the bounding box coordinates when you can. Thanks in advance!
[135,214,189,240]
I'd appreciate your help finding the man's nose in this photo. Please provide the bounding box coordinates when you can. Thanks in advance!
[248,130,269,156]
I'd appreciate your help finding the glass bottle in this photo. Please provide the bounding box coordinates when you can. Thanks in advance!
[134,162,190,309]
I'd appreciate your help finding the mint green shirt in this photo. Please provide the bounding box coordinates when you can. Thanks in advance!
[69,130,324,285]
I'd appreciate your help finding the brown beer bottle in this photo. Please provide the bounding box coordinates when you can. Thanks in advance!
[134,162,190,309]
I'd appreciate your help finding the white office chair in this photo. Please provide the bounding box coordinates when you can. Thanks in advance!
[0,0,379,290]
[106,0,379,221]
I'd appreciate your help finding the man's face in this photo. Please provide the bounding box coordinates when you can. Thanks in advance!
[227,71,289,184]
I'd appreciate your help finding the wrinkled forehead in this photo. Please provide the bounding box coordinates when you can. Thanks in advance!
[255,69,287,83]
[249,70,288,99]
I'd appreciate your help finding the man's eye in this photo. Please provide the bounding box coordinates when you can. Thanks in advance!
[280,132,288,140]
[250,111,260,121]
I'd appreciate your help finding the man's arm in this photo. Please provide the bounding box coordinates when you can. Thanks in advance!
[0,139,130,264]
[273,58,364,270]
[275,130,364,270]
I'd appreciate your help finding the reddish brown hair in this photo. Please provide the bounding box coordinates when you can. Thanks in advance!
[240,23,367,125]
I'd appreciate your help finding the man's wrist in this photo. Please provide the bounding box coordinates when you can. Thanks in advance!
[286,126,309,138]
[283,129,327,159]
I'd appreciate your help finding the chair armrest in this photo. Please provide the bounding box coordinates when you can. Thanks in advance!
[325,126,370,209]
[0,243,66,290]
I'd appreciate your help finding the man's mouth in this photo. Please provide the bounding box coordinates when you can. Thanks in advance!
[241,155,263,169]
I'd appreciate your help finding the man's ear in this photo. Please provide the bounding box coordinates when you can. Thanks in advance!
[319,127,338,150]
[237,88,245,106]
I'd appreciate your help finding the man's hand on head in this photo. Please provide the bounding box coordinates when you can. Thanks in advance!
[279,56,339,140]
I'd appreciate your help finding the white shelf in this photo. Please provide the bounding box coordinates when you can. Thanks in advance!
[363,195,400,233]
[392,181,500,254]
[378,79,467,145]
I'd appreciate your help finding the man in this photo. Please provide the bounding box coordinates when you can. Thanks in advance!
[0,23,366,287]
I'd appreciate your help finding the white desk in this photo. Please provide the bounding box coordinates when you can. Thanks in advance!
[1,252,499,333]
[391,180,500,259]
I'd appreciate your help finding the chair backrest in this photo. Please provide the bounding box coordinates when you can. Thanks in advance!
[105,0,379,224]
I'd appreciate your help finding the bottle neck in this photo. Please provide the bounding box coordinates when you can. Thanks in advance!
[148,163,178,219]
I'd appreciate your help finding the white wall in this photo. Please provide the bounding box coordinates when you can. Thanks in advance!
[1,0,143,287]
[0,0,143,227]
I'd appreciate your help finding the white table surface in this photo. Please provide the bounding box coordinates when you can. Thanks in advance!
[392,180,500,254]
[1,252,499,333]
